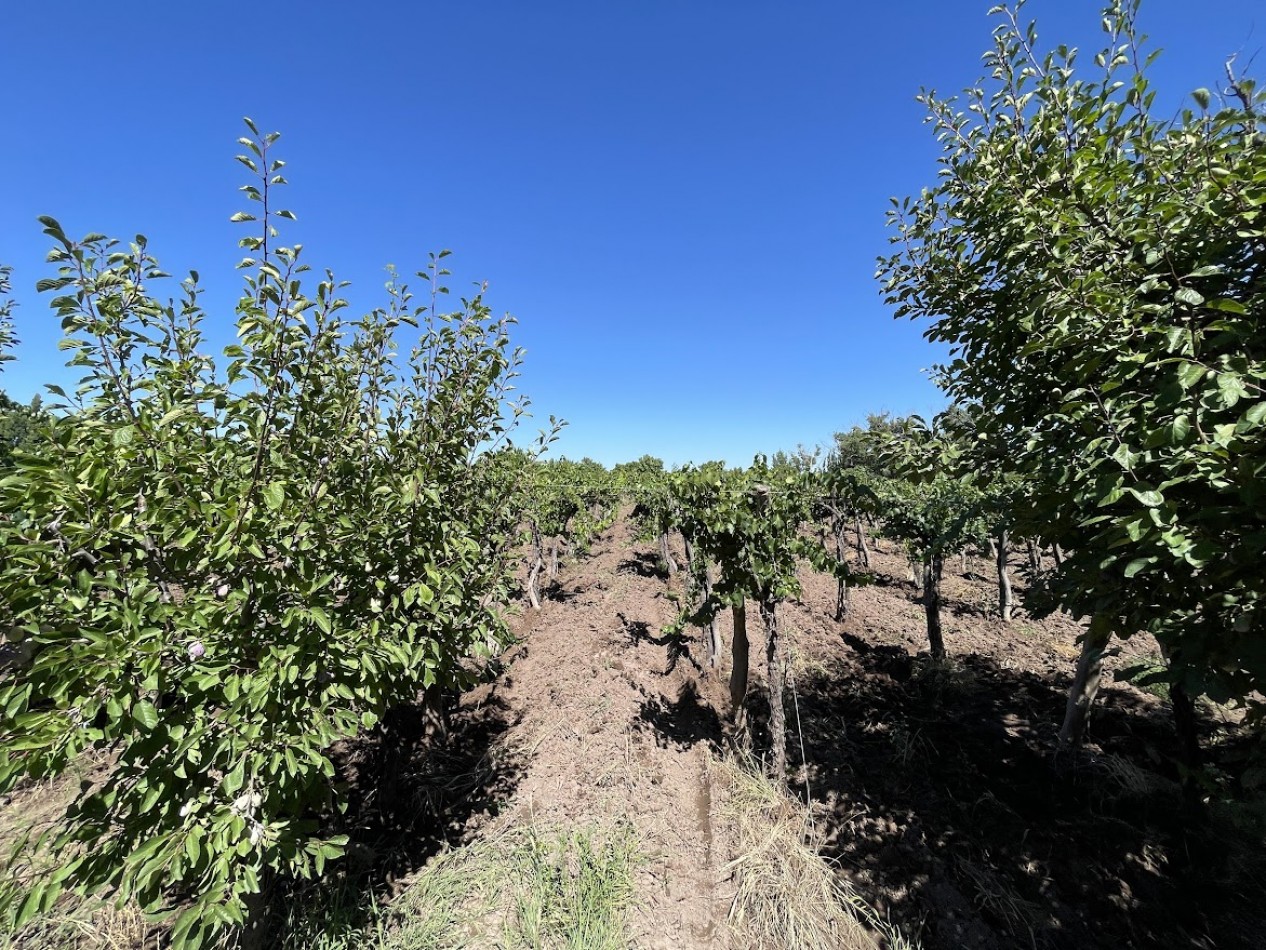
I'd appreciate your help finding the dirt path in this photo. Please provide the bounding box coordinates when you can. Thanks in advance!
[459,517,734,949]
[450,521,1263,950]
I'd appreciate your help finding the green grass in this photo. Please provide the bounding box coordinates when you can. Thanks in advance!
[275,823,639,950]
[507,827,636,950]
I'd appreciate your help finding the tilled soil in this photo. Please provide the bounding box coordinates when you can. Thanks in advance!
[455,520,736,948]
[8,515,1260,949]
[441,518,1264,950]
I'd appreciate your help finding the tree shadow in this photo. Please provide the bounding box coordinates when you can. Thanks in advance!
[616,610,702,675]
[791,644,1266,950]
[615,549,668,580]
[636,679,724,751]
[265,687,523,939]
[617,551,668,579]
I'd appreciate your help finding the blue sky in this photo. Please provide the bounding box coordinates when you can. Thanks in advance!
[1,2,1260,466]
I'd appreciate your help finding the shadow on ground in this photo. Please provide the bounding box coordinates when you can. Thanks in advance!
[789,630,1266,950]
[637,679,724,751]
[264,688,523,941]
[617,551,669,579]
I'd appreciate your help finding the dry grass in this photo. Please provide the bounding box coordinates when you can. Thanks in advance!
[1,902,156,950]
[0,754,166,950]
[953,857,1044,941]
[275,820,640,950]
[713,753,918,950]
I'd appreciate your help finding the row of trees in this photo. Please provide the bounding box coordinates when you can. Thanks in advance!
[521,456,619,607]
[879,0,1266,781]
[1,2,1260,942]
[0,123,556,947]
[612,423,1036,784]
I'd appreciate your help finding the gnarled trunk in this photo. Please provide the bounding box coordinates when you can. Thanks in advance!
[422,684,449,745]
[1026,538,1041,576]
[909,556,926,593]
[833,523,849,620]
[1159,645,1203,814]
[527,523,544,609]
[660,531,678,576]
[704,561,721,669]
[1057,620,1111,756]
[760,598,787,783]
[685,536,722,670]
[855,515,871,569]
[730,601,750,749]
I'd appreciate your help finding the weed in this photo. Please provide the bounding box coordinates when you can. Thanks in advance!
[714,753,918,950]
[273,823,639,950]
[910,655,977,703]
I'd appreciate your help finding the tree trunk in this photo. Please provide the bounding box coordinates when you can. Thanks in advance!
[909,557,925,593]
[924,555,945,660]
[1051,544,1064,568]
[761,598,787,783]
[705,561,721,669]
[1026,538,1041,576]
[855,515,871,569]
[729,601,750,749]
[1158,645,1203,814]
[660,531,678,576]
[527,524,544,609]
[1169,679,1203,813]
[996,529,1013,622]
[1056,620,1111,756]
[834,523,849,620]
[422,684,449,745]
[684,535,721,670]
[239,886,273,950]
[548,541,559,581]
[377,702,425,816]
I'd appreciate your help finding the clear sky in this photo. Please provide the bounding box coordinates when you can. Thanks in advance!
[1,1,1260,466]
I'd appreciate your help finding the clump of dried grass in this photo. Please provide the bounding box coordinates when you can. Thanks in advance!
[714,753,918,950]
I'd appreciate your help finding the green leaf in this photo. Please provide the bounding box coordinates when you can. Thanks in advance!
[1206,298,1247,314]
[262,483,285,511]
[1239,402,1266,431]
[309,606,332,635]
[1217,373,1249,408]
[133,701,160,731]
[1127,487,1164,507]
[1124,558,1152,578]
[1176,362,1205,389]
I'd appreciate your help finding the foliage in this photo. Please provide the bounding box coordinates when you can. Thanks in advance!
[876,476,985,570]
[0,393,50,468]
[667,458,837,777]
[611,454,664,490]
[0,266,15,370]
[669,459,815,625]
[0,121,542,945]
[869,415,986,565]
[524,458,616,554]
[879,0,1266,705]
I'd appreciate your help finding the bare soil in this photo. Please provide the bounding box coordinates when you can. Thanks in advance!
[436,517,1265,949]
[4,515,1263,949]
